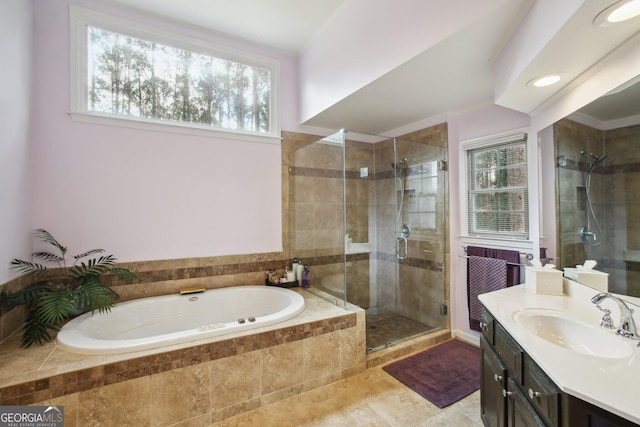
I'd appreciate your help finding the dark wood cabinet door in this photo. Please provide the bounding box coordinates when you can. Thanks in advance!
[481,336,508,427]
[522,353,561,426]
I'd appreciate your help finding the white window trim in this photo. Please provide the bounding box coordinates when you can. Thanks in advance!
[69,5,281,144]
[459,128,534,252]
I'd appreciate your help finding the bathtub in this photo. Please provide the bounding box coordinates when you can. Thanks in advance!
[56,285,305,355]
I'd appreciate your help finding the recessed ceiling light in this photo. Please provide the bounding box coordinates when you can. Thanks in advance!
[594,0,640,26]
[527,74,563,88]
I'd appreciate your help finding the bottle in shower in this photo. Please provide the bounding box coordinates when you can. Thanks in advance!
[301,265,310,288]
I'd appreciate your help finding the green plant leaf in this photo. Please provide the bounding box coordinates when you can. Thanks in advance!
[34,229,67,256]
[32,251,65,264]
[21,310,53,347]
[73,281,119,313]
[36,289,76,325]
[10,259,47,275]
[1,283,52,309]
[68,260,111,279]
[7,229,135,347]
[73,249,105,260]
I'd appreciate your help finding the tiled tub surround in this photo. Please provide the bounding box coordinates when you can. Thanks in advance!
[0,289,366,426]
[0,252,294,344]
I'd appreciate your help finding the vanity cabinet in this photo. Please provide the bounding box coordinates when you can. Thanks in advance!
[480,307,635,427]
[480,307,559,427]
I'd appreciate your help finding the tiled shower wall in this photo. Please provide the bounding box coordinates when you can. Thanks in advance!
[286,133,372,309]
[372,126,448,329]
[286,124,449,331]
[554,119,640,296]
[606,124,640,296]
[554,119,601,269]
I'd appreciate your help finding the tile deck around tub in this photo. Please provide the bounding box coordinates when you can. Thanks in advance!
[0,289,362,406]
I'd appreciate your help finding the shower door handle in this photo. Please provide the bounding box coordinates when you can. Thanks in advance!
[396,236,408,260]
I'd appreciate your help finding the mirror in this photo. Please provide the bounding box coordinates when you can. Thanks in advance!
[553,76,640,297]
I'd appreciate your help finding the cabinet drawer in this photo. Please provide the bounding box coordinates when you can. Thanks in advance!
[522,354,561,427]
[494,322,523,384]
[481,307,495,344]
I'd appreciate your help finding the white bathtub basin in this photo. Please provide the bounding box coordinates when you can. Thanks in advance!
[57,286,305,355]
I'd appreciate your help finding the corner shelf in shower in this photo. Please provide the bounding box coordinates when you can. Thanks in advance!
[346,243,372,255]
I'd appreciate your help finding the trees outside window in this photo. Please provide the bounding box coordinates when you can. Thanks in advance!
[466,139,529,239]
[71,6,279,140]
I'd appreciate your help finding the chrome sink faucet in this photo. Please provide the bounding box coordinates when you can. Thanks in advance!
[591,292,639,340]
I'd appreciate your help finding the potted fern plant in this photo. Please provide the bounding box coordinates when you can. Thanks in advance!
[1,229,137,347]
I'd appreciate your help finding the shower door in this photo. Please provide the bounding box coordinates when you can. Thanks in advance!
[347,136,447,352]
[288,130,447,352]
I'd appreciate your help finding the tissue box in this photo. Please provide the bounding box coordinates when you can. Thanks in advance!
[563,268,608,292]
[525,267,564,295]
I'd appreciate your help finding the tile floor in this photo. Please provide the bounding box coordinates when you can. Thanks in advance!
[365,311,436,350]
[212,358,483,426]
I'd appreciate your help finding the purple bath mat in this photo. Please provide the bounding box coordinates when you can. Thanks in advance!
[382,339,480,408]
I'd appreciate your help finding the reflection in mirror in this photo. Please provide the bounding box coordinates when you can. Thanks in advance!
[554,77,640,297]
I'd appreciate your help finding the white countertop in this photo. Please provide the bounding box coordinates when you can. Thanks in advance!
[479,280,640,425]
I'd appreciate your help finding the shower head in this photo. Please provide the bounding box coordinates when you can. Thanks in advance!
[587,153,607,174]
[593,154,607,167]
[580,150,606,162]
[581,150,607,170]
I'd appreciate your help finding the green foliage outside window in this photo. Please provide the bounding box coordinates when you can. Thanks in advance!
[468,142,528,237]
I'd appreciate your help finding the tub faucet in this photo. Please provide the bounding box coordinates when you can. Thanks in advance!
[591,292,639,340]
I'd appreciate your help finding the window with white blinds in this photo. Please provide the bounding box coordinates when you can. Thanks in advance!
[466,136,528,239]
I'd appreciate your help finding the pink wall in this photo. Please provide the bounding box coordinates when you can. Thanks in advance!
[26,0,301,263]
[0,0,33,282]
[447,105,531,341]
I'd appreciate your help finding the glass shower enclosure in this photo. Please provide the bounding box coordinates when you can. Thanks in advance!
[289,130,447,352]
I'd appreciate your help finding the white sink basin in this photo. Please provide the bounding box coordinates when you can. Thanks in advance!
[513,308,633,359]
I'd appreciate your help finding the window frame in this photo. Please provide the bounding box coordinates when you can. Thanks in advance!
[459,129,533,250]
[69,5,281,144]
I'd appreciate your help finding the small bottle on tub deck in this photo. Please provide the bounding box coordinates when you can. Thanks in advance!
[301,265,310,288]
[286,267,295,282]
[296,260,304,285]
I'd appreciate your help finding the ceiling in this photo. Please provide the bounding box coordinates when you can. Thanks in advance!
[112,0,640,134]
[571,76,640,129]
[112,0,349,54]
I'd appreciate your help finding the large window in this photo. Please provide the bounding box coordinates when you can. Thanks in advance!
[463,133,529,239]
[70,6,280,141]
